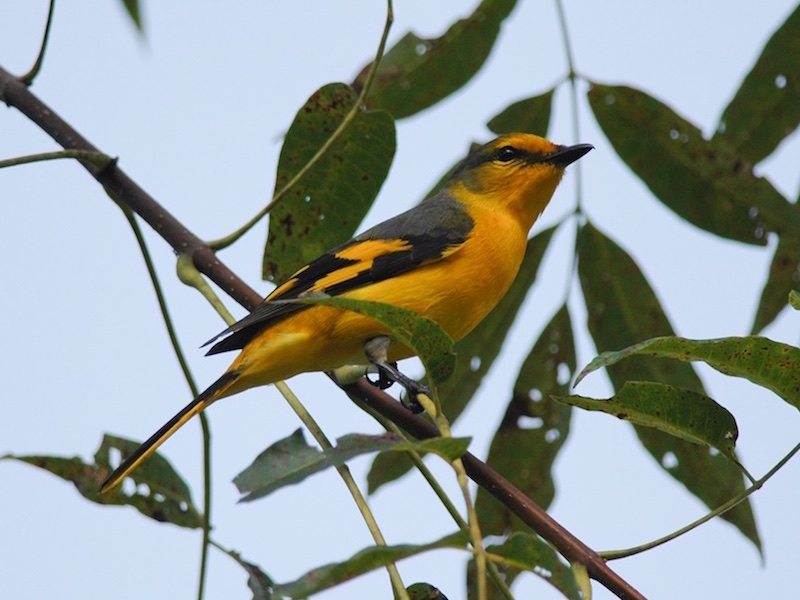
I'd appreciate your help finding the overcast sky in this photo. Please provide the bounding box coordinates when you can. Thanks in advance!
[2,2,799,599]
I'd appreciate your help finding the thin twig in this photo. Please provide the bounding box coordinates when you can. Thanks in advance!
[119,209,212,600]
[353,400,515,599]
[349,379,648,600]
[415,392,488,600]
[19,0,56,85]
[602,440,800,561]
[209,0,396,251]
[275,381,410,600]
[0,149,113,170]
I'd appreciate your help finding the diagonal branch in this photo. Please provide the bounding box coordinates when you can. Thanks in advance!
[0,65,261,311]
[348,378,646,600]
[0,63,645,600]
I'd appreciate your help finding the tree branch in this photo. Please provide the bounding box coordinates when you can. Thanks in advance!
[348,379,645,600]
[0,64,645,600]
[0,65,261,311]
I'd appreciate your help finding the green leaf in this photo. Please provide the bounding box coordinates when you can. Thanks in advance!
[354,0,517,119]
[120,0,143,32]
[476,304,574,535]
[293,294,456,384]
[5,434,202,528]
[217,548,275,600]
[243,561,275,600]
[274,531,470,598]
[579,335,800,413]
[714,5,800,163]
[751,233,800,333]
[487,90,554,135]
[578,222,760,551]
[235,429,468,502]
[367,227,557,493]
[588,83,793,244]
[406,582,449,600]
[578,223,702,388]
[557,382,739,460]
[486,532,581,600]
[263,83,395,282]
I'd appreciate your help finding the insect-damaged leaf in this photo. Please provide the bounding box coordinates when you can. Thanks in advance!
[577,222,761,552]
[264,83,395,282]
[557,382,739,461]
[588,83,793,245]
[6,434,202,528]
[579,335,800,414]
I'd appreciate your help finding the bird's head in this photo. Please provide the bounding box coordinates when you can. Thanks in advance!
[449,133,593,229]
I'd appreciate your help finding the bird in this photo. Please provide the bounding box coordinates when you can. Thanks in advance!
[101,133,592,493]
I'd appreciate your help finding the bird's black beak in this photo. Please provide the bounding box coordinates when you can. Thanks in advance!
[546,143,594,167]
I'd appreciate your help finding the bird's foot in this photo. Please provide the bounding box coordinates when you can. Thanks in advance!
[363,336,430,414]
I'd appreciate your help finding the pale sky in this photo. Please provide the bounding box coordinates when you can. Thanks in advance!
[2,2,799,599]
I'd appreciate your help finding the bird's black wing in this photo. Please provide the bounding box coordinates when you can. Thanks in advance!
[204,193,473,355]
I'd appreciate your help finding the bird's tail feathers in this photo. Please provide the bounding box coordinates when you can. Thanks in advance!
[100,371,239,493]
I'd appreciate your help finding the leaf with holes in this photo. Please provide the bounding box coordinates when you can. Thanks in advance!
[477,304,574,535]
[578,335,800,413]
[715,4,800,163]
[5,434,202,528]
[487,89,554,135]
[353,0,517,119]
[264,83,395,282]
[578,222,760,552]
[367,227,557,493]
[588,83,793,245]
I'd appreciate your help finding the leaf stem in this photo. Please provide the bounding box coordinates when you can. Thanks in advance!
[19,0,56,85]
[209,0,395,251]
[275,381,410,600]
[554,0,585,210]
[0,149,113,170]
[176,254,237,325]
[120,209,212,600]
[602,439,800,560]
[372,412,515,600]
[415,392,488,600]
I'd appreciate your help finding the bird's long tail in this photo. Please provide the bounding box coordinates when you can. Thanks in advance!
[100,371,239,493]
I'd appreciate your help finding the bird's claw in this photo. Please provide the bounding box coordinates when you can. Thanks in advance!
[400,381,429,414]
[363,336,431,414]
[366,363,397,390]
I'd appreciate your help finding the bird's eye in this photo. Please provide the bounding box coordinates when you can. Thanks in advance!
[497,146,517,162]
